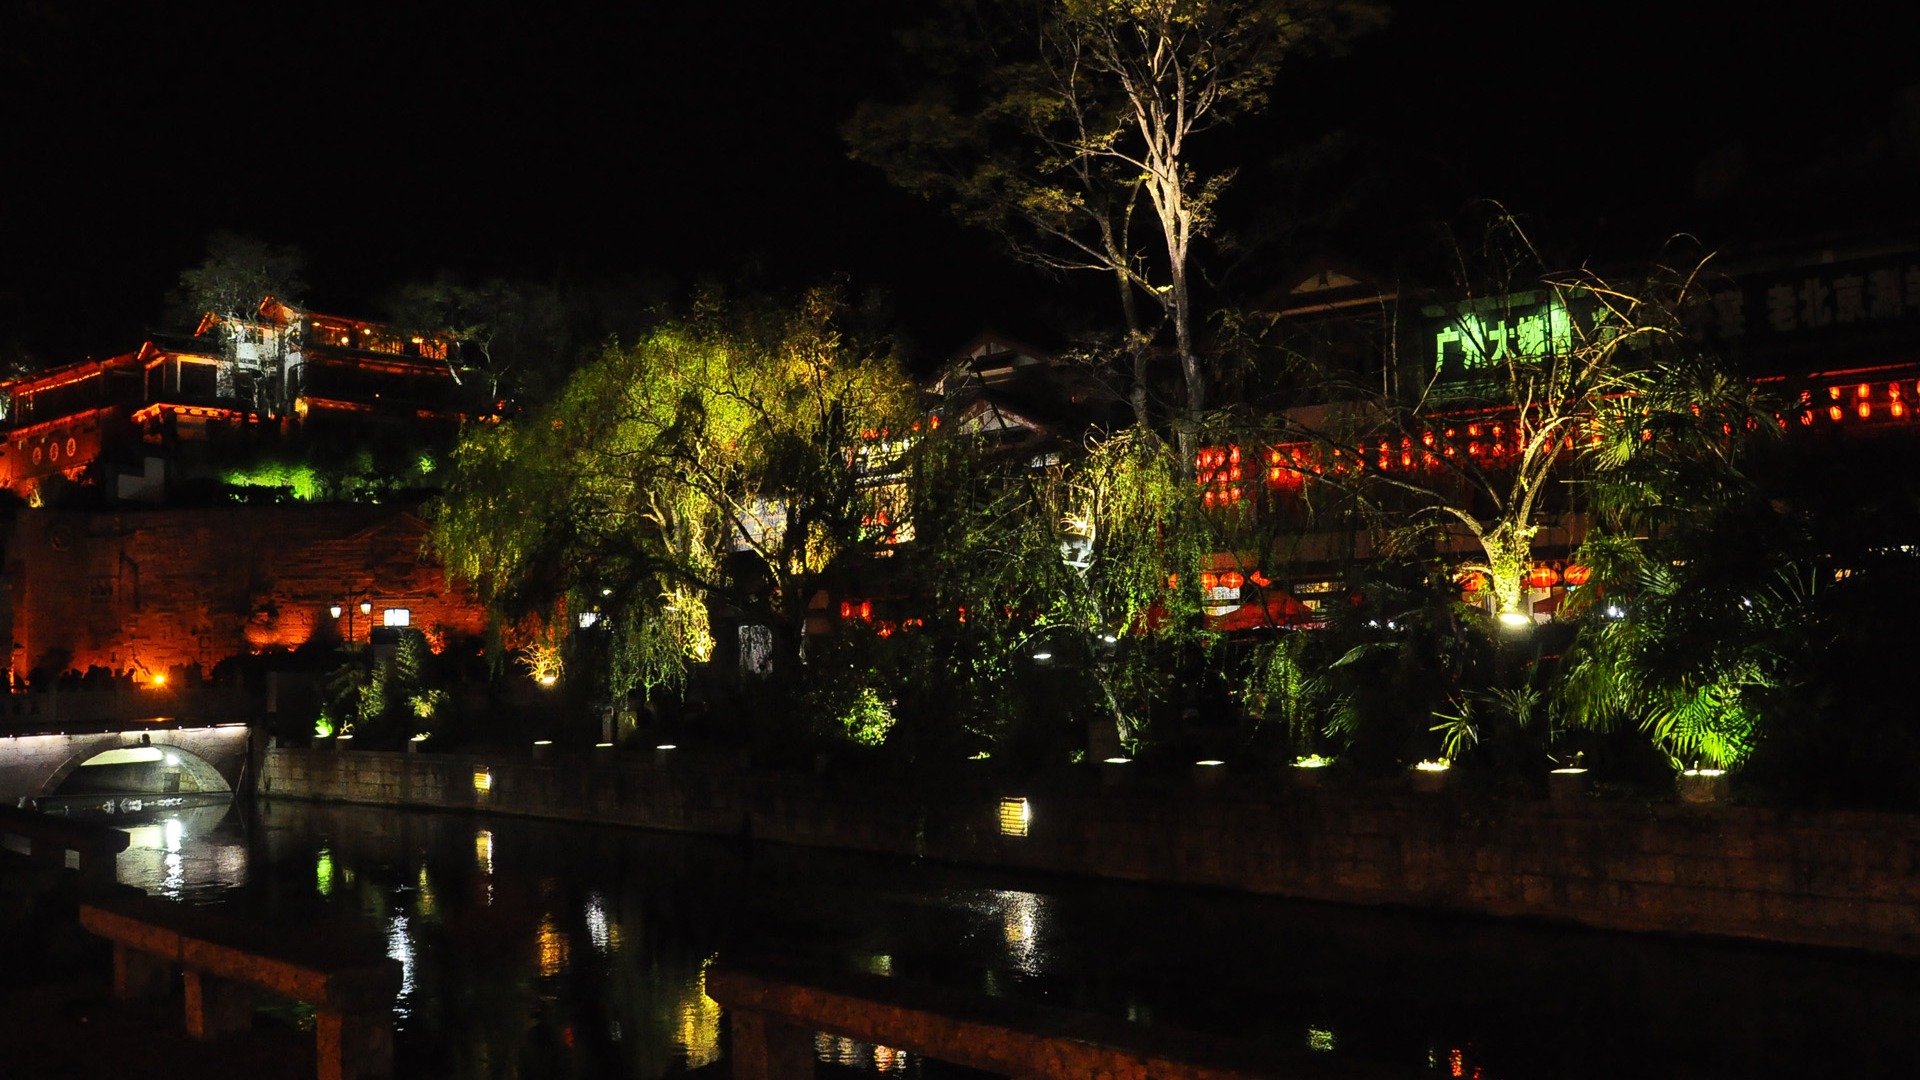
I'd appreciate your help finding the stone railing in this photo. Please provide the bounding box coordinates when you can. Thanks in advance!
[80,892,401,1080]
[707,963,1304,1080]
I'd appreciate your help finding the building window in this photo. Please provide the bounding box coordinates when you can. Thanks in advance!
[383,608,411,627]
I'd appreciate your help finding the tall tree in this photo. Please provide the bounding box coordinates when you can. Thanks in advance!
[848,0,1382,451]
[165,232,309,415]
[166,231,307,331]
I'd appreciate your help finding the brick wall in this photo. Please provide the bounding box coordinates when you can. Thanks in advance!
[262,749,1920,958]
[5,504,487,680]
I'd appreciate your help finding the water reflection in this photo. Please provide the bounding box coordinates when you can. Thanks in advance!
[996,889,1045,975]
[474,828,494,874]
[154,799,1920,1080]
[387,915,416,1018]
[583,891,614,949]
[114,801,245,902]
[536,913,571,979]
[416,864,438,919]
[949,888,1051,977]
[474,828,494,907]
[815,1032,912,1073]
[677,960,723,1069]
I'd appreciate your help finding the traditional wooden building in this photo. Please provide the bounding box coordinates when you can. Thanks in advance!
[0,297,485,502]
[1193,236,1920,629]
[0,298,493,685]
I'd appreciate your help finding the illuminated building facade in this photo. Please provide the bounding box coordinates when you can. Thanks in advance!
[0,296,480,502]
[1191,237,1920,628]
[0,298,490,684]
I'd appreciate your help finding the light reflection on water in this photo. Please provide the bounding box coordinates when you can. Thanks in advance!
[536,912,571,979]
[815,1031,912,1073]
[585,891,614,955]
[678,960,723,1069]
[386,915,416,1019]
[109,799,1920,1080]
[114,801,246,903]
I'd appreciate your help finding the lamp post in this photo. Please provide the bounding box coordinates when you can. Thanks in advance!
[330,596,375,646]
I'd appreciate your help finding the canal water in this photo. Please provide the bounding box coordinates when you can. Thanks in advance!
[102,797,1920,1079]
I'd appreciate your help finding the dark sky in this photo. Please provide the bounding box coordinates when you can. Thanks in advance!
[3,2,1909,368]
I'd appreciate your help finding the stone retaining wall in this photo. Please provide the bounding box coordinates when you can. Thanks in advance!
[260,748,1920,958]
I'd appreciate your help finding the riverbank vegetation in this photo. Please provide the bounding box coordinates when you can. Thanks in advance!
[413,255,1920,812]
[410,5,1920,812]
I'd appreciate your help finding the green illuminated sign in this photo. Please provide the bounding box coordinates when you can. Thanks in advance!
[1432,294,1573,375]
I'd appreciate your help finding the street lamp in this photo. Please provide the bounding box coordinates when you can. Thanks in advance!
[330,595,376,645]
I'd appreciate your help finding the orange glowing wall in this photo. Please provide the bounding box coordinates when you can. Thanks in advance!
[4,504,488,680]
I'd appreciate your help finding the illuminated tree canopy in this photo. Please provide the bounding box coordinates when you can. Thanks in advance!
[432,290,921,697]
[1281,224,1742,624]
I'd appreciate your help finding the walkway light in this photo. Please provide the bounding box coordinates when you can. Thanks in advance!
[998,797,1032,837]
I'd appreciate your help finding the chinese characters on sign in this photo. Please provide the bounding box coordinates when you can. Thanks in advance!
[1431,294,1578,378]
[1707,258,1920,339]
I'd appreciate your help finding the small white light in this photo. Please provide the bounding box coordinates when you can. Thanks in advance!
[1414,760,1450,772]
[1032,651,1053,661]
[1498,611,1532,627]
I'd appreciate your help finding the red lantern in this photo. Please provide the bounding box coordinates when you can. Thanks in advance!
[1562,564,1592,587]
[1526,565,1560,589]
[1457,571,1487,593]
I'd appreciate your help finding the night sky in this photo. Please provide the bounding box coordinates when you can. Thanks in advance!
[3,2,1908,370]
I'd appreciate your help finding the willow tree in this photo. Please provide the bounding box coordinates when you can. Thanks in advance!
[432,290,921,699]
[892,421,1215,757]
[848,0,1383,448]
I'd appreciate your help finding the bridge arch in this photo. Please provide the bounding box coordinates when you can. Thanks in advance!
[42,742,231,799]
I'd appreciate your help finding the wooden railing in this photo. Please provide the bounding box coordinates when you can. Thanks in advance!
[79,893,401,1080]
[707,963,1331,1080]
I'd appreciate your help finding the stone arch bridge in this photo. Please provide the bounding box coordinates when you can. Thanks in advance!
[0,720,252,806]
